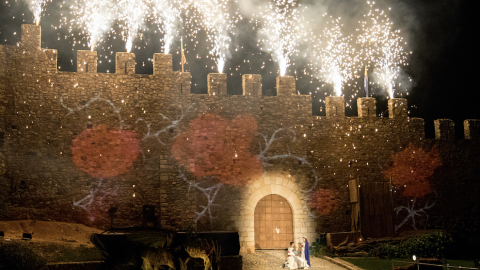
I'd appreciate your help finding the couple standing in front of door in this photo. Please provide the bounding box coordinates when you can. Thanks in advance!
[281,237,311,269]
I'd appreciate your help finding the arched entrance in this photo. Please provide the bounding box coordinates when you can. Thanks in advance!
[254,194,293,249]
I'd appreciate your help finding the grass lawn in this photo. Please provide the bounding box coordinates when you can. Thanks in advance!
[339,257,476,270]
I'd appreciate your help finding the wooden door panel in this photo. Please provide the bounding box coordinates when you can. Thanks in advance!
[255,194,294,249]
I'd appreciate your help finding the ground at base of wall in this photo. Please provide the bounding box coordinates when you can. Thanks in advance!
[337,257,477,270]
[0,220,104,263]
[243,250,345,270]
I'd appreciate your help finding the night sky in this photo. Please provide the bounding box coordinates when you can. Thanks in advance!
[1,0,479,138]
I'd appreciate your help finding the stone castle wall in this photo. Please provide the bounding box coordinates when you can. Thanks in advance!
[1,25,479,253]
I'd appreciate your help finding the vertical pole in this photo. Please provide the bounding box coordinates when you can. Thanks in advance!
[416,260,419,270]
[357,177,361,233]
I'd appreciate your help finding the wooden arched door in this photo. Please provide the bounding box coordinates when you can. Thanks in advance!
[254,194,293,249]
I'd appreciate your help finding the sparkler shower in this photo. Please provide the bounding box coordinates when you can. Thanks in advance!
[357,2,409,99]
[255,0,304,76]
[18,0,412,100]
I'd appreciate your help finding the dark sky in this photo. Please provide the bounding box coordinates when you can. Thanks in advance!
[1,0,479,138]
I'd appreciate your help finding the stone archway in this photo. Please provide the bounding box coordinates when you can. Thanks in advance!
[233,173,317,254]
[254,194,293,249]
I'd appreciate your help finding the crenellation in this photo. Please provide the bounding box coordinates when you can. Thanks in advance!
[116,52,135,75]
[207,73,227,96]
[435,119,455,140]
[464,119,480,140]
[21,24,41,50]
[173,72,192,94]
[357,97,376,118]
[153,53,173,77]
[242,74,262,96]
[388,98,408,119]
[276,76,296,96]
[77,50,97,73]
[325,96,345,119]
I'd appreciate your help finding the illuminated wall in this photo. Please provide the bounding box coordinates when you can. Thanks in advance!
[0,25,479,253]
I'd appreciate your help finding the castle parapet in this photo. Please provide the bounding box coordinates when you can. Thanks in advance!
[326,96,345,119]
[116,52,135,74]
[388,98,408,119]
[21,24,41,50]
[208,73,227,96]
[242,74,262,96]
[153,53,173,76]
[464,119,480,140]
[173,72,191,94]
[435,119,455,140]
[357,97,376,118]
[276,76,296,96]
[77,50,97,73]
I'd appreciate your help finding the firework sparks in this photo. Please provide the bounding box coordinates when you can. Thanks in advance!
[71,0,116,51]
[257,0,303,76]
[189,0,238,73]
[118,0,149,52]
[28,0,47,25]
[357,2,408,98]
[312,16,359,96]
[149,0,182,54]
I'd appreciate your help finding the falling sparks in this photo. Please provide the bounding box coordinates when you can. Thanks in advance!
[312,17,359,96]
[358,3,408,98]
[29,0,47,25]
[189,0,238,73]
[118,0,149,52]
[71,0,116,51]
[256,0,303,76]
[149,0,182,54]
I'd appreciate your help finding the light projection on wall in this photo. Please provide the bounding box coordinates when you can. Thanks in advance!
[60,93,128,130]
[70,124,140,178]
[384,143,442,231]
[255,128,321,193]
[72,178,119,221]
[136,104,197,145]
[172,114,326,223]
[309,188,338,216]
[61,94,141,220]
[178,169,222,224]
[172,114,264,187]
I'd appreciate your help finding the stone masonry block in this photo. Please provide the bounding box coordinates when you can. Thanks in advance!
[464,119,480,140]
[153,53,173,76]
[174,72,191,94]
[208,73,227,96]
[276,76,296,96]
[242,74,262,96]
[77,50,97,73]
[357,97,376,117]
[388,98,408,119]
[21,24,41,50]
[325,96,345,119]
[435,119,455,140]
[115,52,135,74]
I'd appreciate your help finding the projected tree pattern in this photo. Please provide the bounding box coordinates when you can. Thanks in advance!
[172,113,264,187]
[71,124,141,178]
[384,143,442,230]
[384,143,442,198]
[309,188,337,216]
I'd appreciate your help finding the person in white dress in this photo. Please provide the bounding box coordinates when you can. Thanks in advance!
[280,242,299,269]
[300,237,311,269]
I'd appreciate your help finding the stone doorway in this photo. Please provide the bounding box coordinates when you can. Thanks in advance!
[254,194,293,249]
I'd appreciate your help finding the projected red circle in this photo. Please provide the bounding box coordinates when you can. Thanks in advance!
[71,125,140,178]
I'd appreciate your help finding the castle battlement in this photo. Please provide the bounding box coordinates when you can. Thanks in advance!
[0,24,478,140]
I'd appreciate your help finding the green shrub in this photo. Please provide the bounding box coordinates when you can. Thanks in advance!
[0,241,47,270]
[369,232,453,259]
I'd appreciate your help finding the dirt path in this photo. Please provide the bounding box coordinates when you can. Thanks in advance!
[243,250,346,270]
